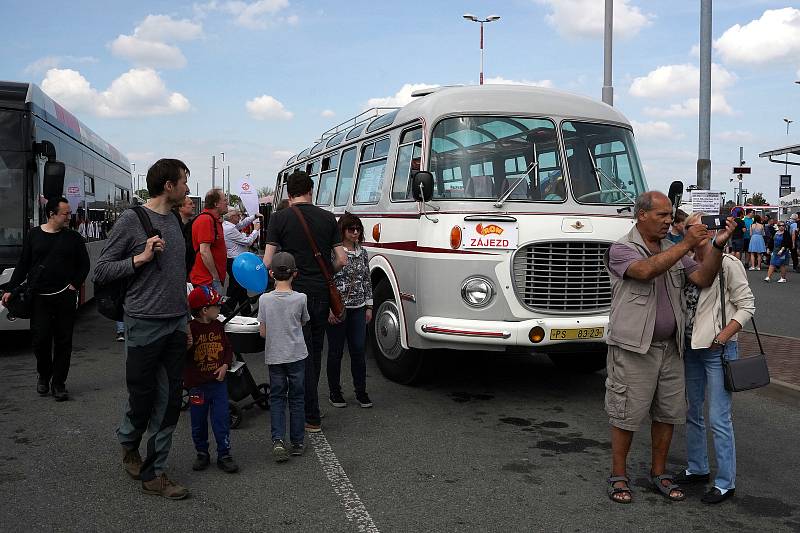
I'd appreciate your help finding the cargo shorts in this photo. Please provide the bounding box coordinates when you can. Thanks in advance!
[604,339,685,431]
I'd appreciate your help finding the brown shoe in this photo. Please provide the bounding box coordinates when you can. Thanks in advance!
[141,473,188,500]
[122,447,143,480]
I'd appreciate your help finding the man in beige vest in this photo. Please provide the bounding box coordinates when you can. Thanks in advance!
[604,191,735,504]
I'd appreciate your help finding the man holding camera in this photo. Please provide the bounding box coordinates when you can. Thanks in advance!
[604,191,735,504]
[94,158,191,500]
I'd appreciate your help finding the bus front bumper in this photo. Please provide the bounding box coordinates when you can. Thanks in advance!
[414,315,608,347]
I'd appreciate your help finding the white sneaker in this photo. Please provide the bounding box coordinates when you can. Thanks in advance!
[763,277,770,282]
[748,267,757,271]
[778,278,788,283]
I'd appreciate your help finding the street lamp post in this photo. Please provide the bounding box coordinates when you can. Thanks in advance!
[784,118,793,175]
[462,13,500,85]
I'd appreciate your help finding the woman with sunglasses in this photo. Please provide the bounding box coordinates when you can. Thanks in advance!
[678,213,755,503]
[326,213,373,408]
[764,222,790,283]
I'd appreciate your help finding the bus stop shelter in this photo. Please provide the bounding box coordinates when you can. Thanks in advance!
[759,143,800,218]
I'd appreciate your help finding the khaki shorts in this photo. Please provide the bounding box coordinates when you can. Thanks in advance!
[605,340,685,431]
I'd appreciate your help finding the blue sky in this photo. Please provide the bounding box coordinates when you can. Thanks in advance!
[2,0,799,203]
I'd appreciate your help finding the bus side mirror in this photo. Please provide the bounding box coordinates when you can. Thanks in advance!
[412,171,433,202]
[43,161,66,199]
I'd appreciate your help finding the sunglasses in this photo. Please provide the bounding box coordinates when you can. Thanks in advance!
[345,226,361,232]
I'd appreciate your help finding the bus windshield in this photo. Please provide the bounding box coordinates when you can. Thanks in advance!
[562,121,646,204]
[429,116,565,202]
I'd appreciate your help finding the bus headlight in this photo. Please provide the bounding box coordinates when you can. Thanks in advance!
[460,277,495,308]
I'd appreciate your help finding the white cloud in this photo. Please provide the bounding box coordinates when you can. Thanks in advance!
[272,149,295,161]
[484,76,553,88]
[41,68,191,118]
[538,0,653,39]
[110,15,203,69]
[24,55,97,75]
[714,8,800,66]
[320,109,335,118]
[630,120,683,140]
[630,63,736,117]
[246,95,293,120]
[195,0,292,29]
[714,130,755,143]
[366,83,439,108]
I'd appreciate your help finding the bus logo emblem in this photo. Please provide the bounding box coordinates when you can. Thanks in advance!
[475,223,504,236]
[571,221,585,230]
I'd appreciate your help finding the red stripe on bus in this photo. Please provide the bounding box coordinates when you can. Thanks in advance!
[363,241,493,255]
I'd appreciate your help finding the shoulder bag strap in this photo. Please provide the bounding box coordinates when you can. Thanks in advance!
[130,205,160,273]
[718,263,727,361]
[290,205,335,284]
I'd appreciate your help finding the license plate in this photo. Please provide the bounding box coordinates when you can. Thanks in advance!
[549,327,605,340]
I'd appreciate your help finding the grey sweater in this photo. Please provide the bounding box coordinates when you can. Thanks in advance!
[94,207,188,319]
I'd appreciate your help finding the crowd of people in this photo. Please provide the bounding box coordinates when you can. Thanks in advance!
[605,193,756,506]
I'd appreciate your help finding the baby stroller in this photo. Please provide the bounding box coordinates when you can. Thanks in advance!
[181,298,268,429]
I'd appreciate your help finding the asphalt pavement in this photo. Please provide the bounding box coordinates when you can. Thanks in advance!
[1,303,800,532]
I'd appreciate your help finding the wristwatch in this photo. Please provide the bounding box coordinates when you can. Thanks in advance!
[711,338,725,347]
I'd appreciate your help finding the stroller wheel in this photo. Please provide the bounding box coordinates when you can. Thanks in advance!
[180,388,190,411]
[256,383,270,410]
[229,401,243,429]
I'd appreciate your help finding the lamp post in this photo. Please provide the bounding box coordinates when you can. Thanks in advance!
[462,13,501,85]
[784,118,793,175]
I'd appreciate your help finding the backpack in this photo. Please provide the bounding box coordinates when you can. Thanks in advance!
[95,206,157,321]
[182,211,218,278]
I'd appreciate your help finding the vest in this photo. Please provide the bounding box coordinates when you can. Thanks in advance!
[605,225,686,355]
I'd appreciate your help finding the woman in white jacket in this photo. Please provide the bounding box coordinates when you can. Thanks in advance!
[677,213,756,504]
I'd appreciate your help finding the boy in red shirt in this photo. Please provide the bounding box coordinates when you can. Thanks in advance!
[185,286,238,473]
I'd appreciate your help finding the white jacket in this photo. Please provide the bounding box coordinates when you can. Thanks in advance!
[689,254,755,349]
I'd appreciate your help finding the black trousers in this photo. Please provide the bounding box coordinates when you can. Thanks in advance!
[224,257,249,315]
[31,289,78,386]
[303,293,330,426]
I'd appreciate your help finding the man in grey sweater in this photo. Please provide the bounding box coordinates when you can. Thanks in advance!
[94,158,191,500]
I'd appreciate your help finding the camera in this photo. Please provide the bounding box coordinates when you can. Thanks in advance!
[700,215,726,230]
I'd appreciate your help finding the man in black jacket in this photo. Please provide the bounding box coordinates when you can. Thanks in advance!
[1,196,90,401]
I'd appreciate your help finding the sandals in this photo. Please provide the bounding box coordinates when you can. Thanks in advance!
[651,473,686,501]
[607,475,633,504]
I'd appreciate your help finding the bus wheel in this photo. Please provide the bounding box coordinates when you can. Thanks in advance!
[371,279,424,385]
[548,348,607,373]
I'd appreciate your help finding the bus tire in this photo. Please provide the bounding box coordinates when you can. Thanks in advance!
[370,279,425,385]
[548,347,607,373]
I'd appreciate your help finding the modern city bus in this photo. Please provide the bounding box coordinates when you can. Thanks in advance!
[273,85,646,383]
[0,81,132,330]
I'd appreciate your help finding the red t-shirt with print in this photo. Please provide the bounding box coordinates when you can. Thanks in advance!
[184,320,233,389]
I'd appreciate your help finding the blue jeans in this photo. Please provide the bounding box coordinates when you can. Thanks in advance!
[189,380,231,459]
[326,306,368,395]
[684,340,737,491]
[269,359,306,445]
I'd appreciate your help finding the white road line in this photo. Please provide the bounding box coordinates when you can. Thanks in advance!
[309,432,380,533]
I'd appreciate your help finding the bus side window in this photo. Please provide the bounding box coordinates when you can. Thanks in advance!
[354,138,390,205]
[317,152,339,206]
[391,127,423,201]
[334,147,357,206]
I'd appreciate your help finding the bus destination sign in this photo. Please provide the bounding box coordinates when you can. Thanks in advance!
[463,221,519,249]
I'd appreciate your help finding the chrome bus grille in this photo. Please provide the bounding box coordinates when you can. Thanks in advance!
[512,241,612,313]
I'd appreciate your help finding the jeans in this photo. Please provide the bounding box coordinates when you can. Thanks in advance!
[189,380,231,459]
[268,359,305,444]
[684,340,738,491]
[326,306,368,395]
[117,322,186,482]
[302,293,329,425]
[31,289,78,386]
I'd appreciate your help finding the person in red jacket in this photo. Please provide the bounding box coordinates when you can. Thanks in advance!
[185,286,238,473]
[190,189,228,293]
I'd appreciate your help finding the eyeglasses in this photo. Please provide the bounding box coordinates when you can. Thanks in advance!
[345,226,361,233]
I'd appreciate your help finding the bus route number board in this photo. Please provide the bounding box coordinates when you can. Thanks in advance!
[462,221,519,249]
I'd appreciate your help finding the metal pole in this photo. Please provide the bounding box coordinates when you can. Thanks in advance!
[211,155,216,190]
[227,165,231,196]
[697,0,712,189]
[785,119,792,175]
[602,0,614,105]
[479,22,484,85]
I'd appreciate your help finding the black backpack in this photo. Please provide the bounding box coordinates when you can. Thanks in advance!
[182,211,218,277]
[95,206,158,321]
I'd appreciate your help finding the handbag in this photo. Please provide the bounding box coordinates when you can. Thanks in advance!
[3,231,64,319]
[290,206,346,319]
[718,267,770,392]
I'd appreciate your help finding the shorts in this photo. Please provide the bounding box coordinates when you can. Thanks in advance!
[730,238,744,252]
[605,340,685,431]
[770,252,789,268]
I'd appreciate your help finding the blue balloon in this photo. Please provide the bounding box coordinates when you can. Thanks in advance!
[232,252,268,293]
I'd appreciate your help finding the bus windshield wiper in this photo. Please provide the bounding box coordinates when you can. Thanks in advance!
[496,141,539,208]
[586,147,635,204]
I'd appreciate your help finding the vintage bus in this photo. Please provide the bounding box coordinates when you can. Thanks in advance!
[0,81,132,330]
[273,85,646,383]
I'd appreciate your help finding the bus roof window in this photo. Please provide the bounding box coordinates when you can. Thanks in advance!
[345,124,366,141]
[366,110,399,133]
[326,130,348,148]
[310,140,326,155]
